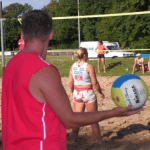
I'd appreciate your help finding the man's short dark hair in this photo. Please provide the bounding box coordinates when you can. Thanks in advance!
[22,10,52,42]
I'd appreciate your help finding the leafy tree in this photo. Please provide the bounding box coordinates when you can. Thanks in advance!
[4,19,21,50]
[114,0,150,49]
[44,0,78,49]
[2,3,33,50]
[95,16,120,42]
[95,0,150,50]
[79,0,113,41]
[2,0,150,51]
[3,3,33,18]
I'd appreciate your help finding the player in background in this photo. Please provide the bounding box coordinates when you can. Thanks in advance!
[132,53,144,74]
[18,34,25,51]
[95,40,109,74]
[69,47,105,143]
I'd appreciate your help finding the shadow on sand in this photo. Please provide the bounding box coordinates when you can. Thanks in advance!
[67,122,150,150]
[103,123,150,140]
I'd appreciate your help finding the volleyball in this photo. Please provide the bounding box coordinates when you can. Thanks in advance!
[111,74,148,110]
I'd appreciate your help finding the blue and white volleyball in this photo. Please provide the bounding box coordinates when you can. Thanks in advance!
[111,74,148,110]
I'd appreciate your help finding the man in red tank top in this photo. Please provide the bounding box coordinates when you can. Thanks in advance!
[95,40,108,74]
[2,10,142,150]
[18,35,25,51]
[2,10,66,150]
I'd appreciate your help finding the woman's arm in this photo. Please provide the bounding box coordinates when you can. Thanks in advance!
[104,45,109,50]
[69,65,74,93]
[95,46,98,53]
[104,45,109,53]
[87,64,104,99]
[95,46,98,50]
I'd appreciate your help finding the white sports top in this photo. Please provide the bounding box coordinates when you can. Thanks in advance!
[72,62,91,85]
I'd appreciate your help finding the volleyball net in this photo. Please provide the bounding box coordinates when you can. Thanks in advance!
[2,10,150,61]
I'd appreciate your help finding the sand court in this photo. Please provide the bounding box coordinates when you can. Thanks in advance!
[0,76,150,149]
[62,76,150,150]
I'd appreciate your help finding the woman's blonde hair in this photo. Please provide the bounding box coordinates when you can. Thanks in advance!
[74,47,88,59]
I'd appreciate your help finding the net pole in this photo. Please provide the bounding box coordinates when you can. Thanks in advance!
[0,1,5,73]
[77,0,80,47]
[1,20,5,72]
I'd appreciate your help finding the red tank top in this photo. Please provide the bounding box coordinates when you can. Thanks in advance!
[2,52,66,150]
[97,45,105,54]
[18,39,25,50]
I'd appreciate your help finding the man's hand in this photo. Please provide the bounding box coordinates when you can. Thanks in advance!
[112,106,142,117]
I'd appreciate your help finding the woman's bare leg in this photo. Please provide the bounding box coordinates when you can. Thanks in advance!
[97,58,101,73]
[101,58,106,73]
[72,102,85,142]
[132,64,139,74]
[142,64,145,74]
[85,100,102,143]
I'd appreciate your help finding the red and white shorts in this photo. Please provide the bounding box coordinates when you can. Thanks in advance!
[73,87,97,103]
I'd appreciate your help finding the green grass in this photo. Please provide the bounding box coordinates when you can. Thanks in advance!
[1,56,149,78]
[46,57,150,77]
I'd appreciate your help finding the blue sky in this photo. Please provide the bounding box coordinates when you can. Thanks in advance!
[2,0,51,9]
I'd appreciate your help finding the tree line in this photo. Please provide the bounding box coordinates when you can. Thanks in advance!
[1,0,150,51]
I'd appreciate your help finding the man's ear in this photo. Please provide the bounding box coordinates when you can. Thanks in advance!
[49,30,54,40]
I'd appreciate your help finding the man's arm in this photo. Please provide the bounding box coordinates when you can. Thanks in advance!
[132,58,137,74]
[141,58,144,63]
[31,66,142,129]
[148,61,150,72]
[18,40,25,45]
[18,40,21,45]
[141,58,145,74]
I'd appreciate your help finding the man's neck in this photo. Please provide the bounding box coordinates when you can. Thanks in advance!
[23,38,49,60]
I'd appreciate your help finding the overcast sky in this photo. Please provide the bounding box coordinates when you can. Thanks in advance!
[2,0,51,9]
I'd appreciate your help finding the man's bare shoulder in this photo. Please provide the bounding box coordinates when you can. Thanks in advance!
[31,65,60,88]
[38,65,60,81]
[29,65,61,103]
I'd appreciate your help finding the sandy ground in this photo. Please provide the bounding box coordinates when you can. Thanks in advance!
[61,76,150,150]
[0,76,150,150]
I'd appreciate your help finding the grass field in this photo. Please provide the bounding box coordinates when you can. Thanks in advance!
[46,57,150,77]
[1,56,149,77]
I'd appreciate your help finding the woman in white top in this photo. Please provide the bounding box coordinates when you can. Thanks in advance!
[132,53,144,74]
[69,47,105,143]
